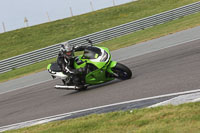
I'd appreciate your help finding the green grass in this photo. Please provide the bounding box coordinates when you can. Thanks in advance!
[0,0,199,60]
[5,102,200,133]
[1,11,200,83]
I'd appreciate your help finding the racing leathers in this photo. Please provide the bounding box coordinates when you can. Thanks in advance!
[57,46,87,86]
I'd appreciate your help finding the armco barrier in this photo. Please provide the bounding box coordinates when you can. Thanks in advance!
[0,1,200,74]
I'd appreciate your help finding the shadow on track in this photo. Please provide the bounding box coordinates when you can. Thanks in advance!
[62,79,122,95]
[63,74,136,96]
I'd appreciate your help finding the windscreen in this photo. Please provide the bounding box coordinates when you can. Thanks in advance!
[83,47,102,59]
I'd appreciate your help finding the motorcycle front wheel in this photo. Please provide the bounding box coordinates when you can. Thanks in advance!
[112,63,132,80]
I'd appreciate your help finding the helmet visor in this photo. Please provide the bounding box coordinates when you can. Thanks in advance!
[66,51,72,56]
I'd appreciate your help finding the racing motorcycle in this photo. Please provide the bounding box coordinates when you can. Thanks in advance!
[47,40,132,90]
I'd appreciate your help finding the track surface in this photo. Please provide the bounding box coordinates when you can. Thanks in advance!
[0,39,200,127]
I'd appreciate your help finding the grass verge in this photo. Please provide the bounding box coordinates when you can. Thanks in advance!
[1,12,200,83]
[0,0,199,60]
[5,102,200,133]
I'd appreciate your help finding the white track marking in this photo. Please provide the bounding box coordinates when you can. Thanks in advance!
[0,79,52,95]
[1,89,200,132]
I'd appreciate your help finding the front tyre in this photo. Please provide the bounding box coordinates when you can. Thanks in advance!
[112,63,132,80]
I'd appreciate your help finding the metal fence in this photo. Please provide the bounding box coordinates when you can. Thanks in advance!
[0,1,200,74]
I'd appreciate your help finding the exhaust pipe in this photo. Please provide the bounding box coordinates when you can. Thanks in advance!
[54,85,80,90]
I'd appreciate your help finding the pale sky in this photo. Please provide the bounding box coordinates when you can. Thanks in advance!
[0,0,133,33]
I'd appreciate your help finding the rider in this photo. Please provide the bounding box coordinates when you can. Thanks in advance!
[57,42,87,86]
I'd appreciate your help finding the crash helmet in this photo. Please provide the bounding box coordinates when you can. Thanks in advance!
[60,42,74,59]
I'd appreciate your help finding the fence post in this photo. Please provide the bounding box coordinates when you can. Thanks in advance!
[24,17,29,27]
[2,22,6,32]
[113,0,116,6]
[90,1,94,12]
[46,12,51,22]
[70,7,73,17]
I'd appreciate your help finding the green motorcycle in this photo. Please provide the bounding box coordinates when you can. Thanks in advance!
[47,42,132,90]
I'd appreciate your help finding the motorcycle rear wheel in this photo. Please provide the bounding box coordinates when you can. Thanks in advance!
[112,63,132,80]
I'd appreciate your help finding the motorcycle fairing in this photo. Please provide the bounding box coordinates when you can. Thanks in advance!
[47,63,68,79]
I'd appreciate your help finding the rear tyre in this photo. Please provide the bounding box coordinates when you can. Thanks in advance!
[112,63,132,80]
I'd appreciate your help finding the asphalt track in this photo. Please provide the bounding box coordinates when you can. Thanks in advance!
[0,39,200,127]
